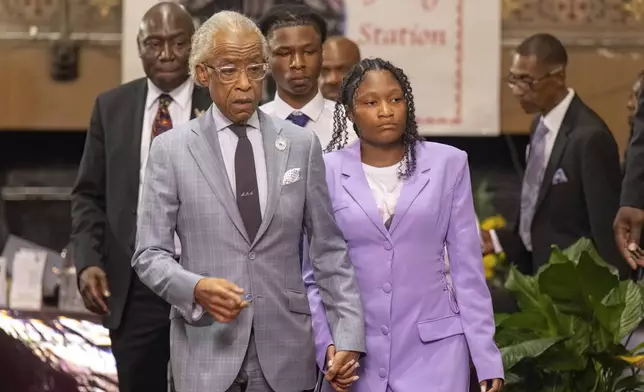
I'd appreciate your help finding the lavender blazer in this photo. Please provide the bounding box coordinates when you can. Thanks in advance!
[302,141,503,392]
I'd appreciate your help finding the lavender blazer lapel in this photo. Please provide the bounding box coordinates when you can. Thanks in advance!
[388,143,432,234]
[340,143,389,239]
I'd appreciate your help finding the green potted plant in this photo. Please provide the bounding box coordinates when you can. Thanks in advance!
[495,238,644,391]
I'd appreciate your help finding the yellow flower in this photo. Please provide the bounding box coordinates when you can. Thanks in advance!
[481,215,507,231]
[483,254,497,280]
[483,254,497,269]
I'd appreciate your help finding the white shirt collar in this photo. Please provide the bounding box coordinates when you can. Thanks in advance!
[211,104,260,132]
[542,88,575,134]
[271,90,326,122]
[146,78,194,111]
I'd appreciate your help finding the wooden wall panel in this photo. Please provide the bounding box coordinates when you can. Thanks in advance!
[2,43,642,158]
[0,43,121,130]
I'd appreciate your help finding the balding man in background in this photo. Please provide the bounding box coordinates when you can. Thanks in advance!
[319,36,360,101]
[71,3,210,391]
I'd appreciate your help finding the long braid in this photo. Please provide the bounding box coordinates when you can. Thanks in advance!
[325,58,422,179]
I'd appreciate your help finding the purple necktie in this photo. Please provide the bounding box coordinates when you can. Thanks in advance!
[286,112,310,128]
[519,119,549,251]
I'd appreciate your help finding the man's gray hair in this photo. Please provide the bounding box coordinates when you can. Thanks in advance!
[189,11,269,87]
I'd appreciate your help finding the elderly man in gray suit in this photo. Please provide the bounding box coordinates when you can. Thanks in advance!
[132,10,365,392]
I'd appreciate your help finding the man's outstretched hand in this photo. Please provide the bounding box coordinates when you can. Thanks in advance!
[614,206,644,269]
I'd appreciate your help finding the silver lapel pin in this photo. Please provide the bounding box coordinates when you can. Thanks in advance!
[275,137,287,151]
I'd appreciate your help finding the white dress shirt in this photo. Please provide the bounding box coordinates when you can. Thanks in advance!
[140,78,194,187]
[525,88,575,169]
[260,90,357,150]
[139,78,194,255]
[539,88,575,166]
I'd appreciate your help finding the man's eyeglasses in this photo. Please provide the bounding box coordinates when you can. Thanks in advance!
[505,68,563,91]
[202,63,269,84]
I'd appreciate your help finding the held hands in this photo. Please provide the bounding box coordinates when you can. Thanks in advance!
[194,277,250,323]
[614,206,644,269]
[480,378,503,392]
[79,266,110,315]
[324,345,360,392]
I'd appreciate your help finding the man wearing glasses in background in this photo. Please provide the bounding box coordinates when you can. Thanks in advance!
[480,33,627,278]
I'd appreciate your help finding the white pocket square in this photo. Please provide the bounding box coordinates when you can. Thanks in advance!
[552,168,568,185]
[282,168,301,185]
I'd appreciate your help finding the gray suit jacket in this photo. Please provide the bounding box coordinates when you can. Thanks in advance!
[132,107,365,392]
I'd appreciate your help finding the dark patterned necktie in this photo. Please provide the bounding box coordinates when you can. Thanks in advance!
[230,124,262,242]
[286,112,310,128]
[152,94,173,140]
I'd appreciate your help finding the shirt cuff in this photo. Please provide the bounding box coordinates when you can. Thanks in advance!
[192,304,205,321]
[489,229,503,254]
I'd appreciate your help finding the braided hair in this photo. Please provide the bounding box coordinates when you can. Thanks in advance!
[325,58,422,179]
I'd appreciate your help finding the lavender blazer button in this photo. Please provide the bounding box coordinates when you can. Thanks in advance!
[379,368,387,378]
[381,326,389,335]
[384,242,392,250]
[382,283,392,293]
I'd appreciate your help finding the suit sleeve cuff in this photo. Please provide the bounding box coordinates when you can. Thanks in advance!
[192,304,204,321]
[173,270,204,322]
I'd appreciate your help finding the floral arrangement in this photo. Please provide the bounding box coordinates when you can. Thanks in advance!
[480,215,509,287]
[473,179,509,287]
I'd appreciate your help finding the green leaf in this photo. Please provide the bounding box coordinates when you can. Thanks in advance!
[473,179,496,220]
[548,246,570,265]
[536,342,587,371]
[537,247,618,318]
[506,266,541,311]
[615,374,644,391]
[495,328,539,348]
[576,251,619,306]
[503,372,523,386]
[501,337,566,371]
[629,339,644,355]
[538,261,585,313]
[495,313,511,327]
[590,322,616,354]
[497,310,550,334]
[563,237,619,276]
[534,315,588,371]
[570,361,597,391]
[603,280,644,343]
[561,237,593,260]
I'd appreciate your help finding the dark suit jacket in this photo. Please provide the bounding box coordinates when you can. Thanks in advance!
[622,89,644,209]
[0,196,7,253]
[498,95,628,278]
[70,77,212,329]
